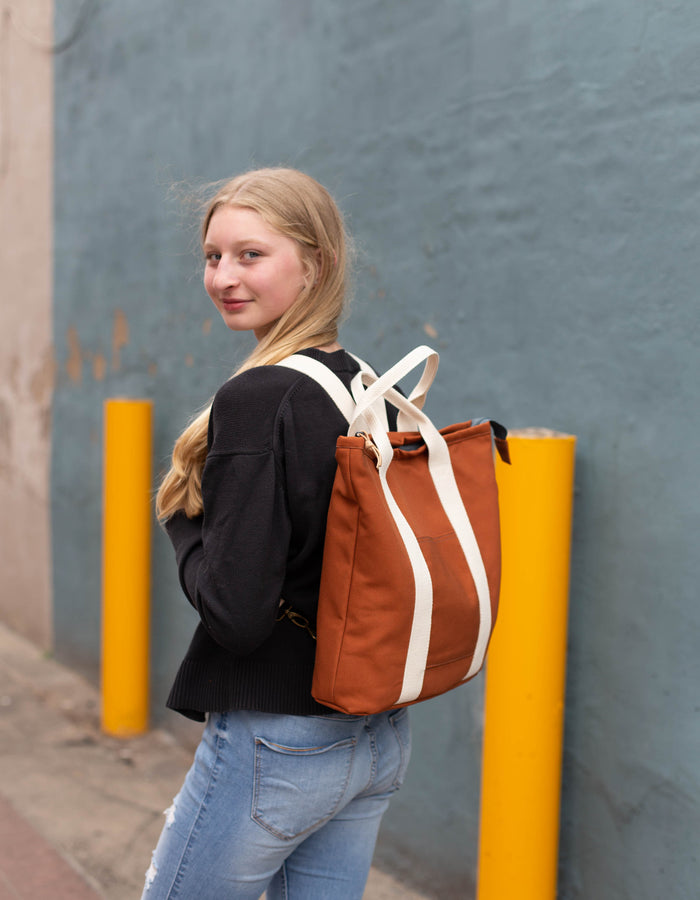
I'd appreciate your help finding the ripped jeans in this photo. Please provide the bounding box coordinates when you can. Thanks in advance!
[141,708,411,900]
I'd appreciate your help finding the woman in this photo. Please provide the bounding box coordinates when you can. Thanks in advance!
[144,168,411,899]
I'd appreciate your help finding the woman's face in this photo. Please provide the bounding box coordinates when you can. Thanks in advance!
[203,205,309,341]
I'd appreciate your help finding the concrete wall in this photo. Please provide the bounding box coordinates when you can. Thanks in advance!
[0,0,53,648]
[43,0,700,896]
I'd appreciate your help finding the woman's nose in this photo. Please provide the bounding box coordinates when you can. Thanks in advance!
[213,258,240,289]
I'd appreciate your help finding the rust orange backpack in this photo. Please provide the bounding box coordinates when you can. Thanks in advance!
[278,346,509,714]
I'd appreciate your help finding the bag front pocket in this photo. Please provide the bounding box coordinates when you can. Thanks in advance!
[252,735,357,840]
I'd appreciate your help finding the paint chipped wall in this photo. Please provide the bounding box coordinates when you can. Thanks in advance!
[50,1,700,897]
[63,310,130,385]
[0,0,53,647]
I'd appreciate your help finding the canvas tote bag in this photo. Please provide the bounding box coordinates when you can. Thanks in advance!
[278,346,509,714]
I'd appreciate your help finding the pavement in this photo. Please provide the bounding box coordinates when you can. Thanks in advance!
[0,622,428,900]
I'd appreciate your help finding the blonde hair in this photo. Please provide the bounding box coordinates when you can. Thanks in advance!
[156,167,350,521]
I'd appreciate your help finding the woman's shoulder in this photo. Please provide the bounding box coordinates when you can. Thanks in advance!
[209,351,363,454]
[213,349,361,410]
[209,366,304,451]
[213,363,302,407]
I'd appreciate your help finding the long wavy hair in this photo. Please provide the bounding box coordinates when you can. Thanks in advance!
[156,167,350,521]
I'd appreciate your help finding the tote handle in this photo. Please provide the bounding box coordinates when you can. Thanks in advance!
[349,346,439,442]
[350,345,439,433]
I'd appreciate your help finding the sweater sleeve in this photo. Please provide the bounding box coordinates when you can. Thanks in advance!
[163,375,292,656]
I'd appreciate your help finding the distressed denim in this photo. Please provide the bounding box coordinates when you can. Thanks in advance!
[142,708,411,899]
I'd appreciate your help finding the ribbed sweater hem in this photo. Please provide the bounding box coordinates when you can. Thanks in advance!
[166,658,333,721]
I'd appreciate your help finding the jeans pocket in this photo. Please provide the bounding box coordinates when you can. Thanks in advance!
[388,708,412,789]
[252,735,357,840]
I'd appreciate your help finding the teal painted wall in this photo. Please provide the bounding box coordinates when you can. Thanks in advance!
[52,1,700,895]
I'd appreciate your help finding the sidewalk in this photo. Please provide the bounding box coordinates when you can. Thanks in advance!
[0,622,427,899]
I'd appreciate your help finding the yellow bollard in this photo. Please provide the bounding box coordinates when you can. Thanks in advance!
[101,398,153,736]
[477,429,576,900]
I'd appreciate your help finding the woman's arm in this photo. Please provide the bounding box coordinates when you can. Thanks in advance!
[164,375,292,656]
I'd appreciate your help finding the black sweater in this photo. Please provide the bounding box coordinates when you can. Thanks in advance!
[164,347,376,720]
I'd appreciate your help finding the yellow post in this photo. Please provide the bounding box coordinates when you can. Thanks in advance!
[477,429,576,900]
[101,398,153,736]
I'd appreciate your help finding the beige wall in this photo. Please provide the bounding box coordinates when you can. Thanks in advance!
[0,1,53,647]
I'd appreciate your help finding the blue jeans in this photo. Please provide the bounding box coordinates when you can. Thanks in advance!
[142,708,411,899]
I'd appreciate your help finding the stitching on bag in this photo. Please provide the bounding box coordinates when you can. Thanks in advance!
[417,531,456,544]
[425,652,474,670]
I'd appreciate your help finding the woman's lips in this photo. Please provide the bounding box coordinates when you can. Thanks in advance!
[221,299,251,310]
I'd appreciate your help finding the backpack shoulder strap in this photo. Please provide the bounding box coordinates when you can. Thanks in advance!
[276,355,356,423]
[276,354,391,433]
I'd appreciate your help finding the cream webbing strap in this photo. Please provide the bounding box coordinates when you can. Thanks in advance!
[276,355,390,431]
[276,355,356,421]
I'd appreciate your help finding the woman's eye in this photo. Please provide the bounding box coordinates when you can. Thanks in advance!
[242,250,261,261]
[205,251,221,263]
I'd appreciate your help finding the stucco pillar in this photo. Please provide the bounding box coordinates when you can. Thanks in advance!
[0,1,54,648]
